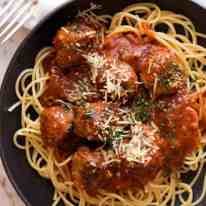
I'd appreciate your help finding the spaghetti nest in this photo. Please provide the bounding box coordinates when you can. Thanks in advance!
[12,3,206,206]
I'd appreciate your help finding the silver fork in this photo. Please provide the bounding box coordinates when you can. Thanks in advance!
[0,0,38,44]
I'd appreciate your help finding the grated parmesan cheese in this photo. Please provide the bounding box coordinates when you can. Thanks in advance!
[120,123,159,164]
[84,53,133,100]
[83,52,106,83]
[104,69,123,99]
[103,62,131,100]
[147,59,153,74]
[61,27,69,34]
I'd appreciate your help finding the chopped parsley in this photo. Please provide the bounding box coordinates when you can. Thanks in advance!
[158,77,172,89]
[104,127,128,148]
[134,95,153,123]
[112,129,125,140]
[105,137,113,147]
[158,62,183,91]
[104,127,126,141]
[155,100,168,112]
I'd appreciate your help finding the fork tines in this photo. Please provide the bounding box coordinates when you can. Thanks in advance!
[0,0,37,44]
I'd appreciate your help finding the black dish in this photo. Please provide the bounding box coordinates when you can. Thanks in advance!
[0,0,206,205]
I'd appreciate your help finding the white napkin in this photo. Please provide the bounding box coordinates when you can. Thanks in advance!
[25,0,71,29]
[24,0,206,29]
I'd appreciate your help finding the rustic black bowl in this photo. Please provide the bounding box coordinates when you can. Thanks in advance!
[0,0,206,205]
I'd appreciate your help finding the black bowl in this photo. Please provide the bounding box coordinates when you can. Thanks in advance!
[0,0,206,205]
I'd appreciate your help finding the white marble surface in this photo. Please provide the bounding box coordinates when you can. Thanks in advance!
[0,28,29,206]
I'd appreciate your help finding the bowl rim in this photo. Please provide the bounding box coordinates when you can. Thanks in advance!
[0,0,205,206]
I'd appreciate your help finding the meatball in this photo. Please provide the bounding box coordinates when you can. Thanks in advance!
[53,16,102,69]
[71,124,164,195]
[53,19,97,49]
[40,66,100,105]
[40,106,74,146]
[153,99,200,168]
[71,147,105,193]
[55,47,85,69]
[96,60,138,100]
[173,106,200,151]
[53,23,94,69]
[100,34,141,100]
[73,102,117,141]
[102,33,141,67]
[138,44,186,98]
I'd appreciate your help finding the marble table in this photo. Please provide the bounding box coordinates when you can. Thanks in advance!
[0,28,29,206]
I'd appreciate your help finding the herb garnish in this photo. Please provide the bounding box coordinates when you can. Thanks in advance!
[112,129,125,140]
[158,78,172,89]
[134,95,153,123]
[104,127,127,148]
[158,62,183,91]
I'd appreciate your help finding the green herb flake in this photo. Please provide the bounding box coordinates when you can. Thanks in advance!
[134,95,153,123]
[113,129,125,140]
[159,61,184,91]
[105,137,113,147]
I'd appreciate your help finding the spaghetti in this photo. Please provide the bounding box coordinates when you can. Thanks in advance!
[12,3,206,206]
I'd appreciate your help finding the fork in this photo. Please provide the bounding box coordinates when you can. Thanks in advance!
[0,0,38,44]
